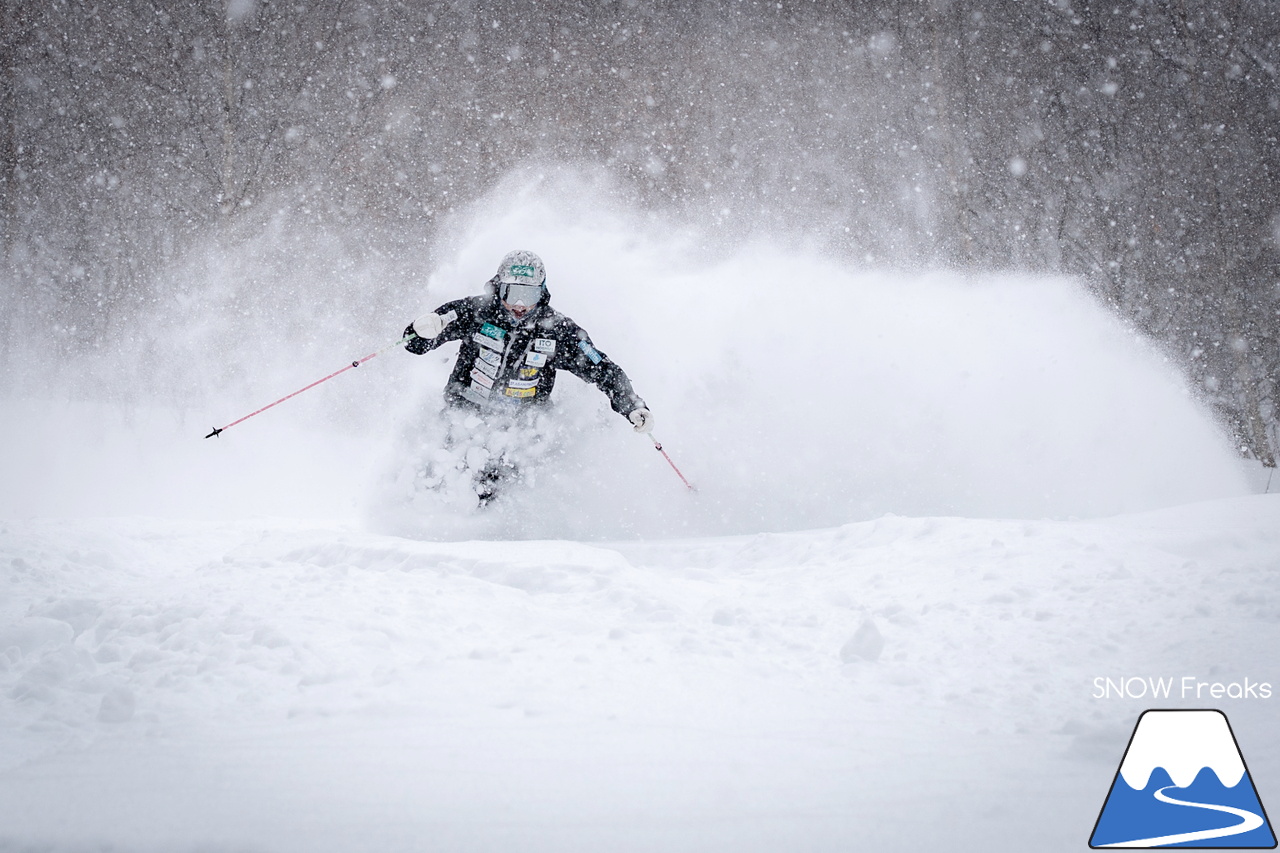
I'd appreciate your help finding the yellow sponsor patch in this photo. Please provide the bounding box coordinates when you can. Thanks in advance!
[503,386,537,398]
[519,367,540,379]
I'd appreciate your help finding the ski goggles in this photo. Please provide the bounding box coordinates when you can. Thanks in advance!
[501,282,543,306]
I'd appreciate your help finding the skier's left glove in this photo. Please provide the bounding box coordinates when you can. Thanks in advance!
[629,407,654,434]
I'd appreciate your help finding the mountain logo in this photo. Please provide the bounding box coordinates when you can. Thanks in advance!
[1090,709,1276,848]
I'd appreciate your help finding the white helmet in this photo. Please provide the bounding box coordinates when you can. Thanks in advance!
[495,250,546,311]
[497,250,545,286]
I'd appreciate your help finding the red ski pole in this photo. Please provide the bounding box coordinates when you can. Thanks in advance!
[205,333,415,439]
[649,435,695,491]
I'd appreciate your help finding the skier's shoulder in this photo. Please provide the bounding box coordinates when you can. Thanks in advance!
[536,307,589,341]
[536,308,615,368]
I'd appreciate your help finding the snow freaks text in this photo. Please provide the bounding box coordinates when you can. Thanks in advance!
[1092,677,1273,701]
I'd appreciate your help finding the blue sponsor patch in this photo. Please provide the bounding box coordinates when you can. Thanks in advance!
[578,341,603,365]
[479,322,507,341]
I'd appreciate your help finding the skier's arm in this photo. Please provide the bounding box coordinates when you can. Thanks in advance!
[557,326,647,417]
[405,299,468,354]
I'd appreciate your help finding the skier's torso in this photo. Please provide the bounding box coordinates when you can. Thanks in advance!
[447,297,570,409]
[406,294,643,417]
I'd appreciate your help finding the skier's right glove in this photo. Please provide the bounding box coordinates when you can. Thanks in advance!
[410,310,454,339]
[629,407,654,434]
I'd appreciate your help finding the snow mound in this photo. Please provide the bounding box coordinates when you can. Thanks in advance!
[2,498,1279,851]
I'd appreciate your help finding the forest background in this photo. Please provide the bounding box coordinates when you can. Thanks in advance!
[1,0,1277,467]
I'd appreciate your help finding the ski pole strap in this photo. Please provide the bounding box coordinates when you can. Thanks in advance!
[650,434,695,491]
[206,332,416,439]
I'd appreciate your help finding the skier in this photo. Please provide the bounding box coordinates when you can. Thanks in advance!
[403,250,653,505]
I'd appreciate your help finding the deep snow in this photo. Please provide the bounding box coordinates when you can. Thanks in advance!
[1,500,1278,852]
[1,183,1275,851]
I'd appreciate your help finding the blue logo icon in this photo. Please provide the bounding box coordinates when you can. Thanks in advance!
[1090,709,1276,848]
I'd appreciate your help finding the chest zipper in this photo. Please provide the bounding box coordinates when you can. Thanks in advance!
[496,330,532,394]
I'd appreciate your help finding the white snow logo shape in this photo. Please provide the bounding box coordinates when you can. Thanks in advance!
[1090,710,1276,848]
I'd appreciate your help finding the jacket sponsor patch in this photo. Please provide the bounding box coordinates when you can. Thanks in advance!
[533,338,556,354]
[472,332,503,352]
[525,351,548,367]
[507,378,538,390]
[472,357,499,379]
[469,368,495,389]
[478,349,502,367]
[577,341,603,364]
[479,322,507,341]
[518,367,540,379]
[503,386,537,398]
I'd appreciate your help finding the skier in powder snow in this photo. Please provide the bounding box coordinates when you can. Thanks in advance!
[403,249,652,505]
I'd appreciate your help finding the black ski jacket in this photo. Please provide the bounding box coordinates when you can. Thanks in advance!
[404,289,646,418]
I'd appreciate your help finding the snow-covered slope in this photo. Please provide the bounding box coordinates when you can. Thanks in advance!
[1,497,1278,852]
